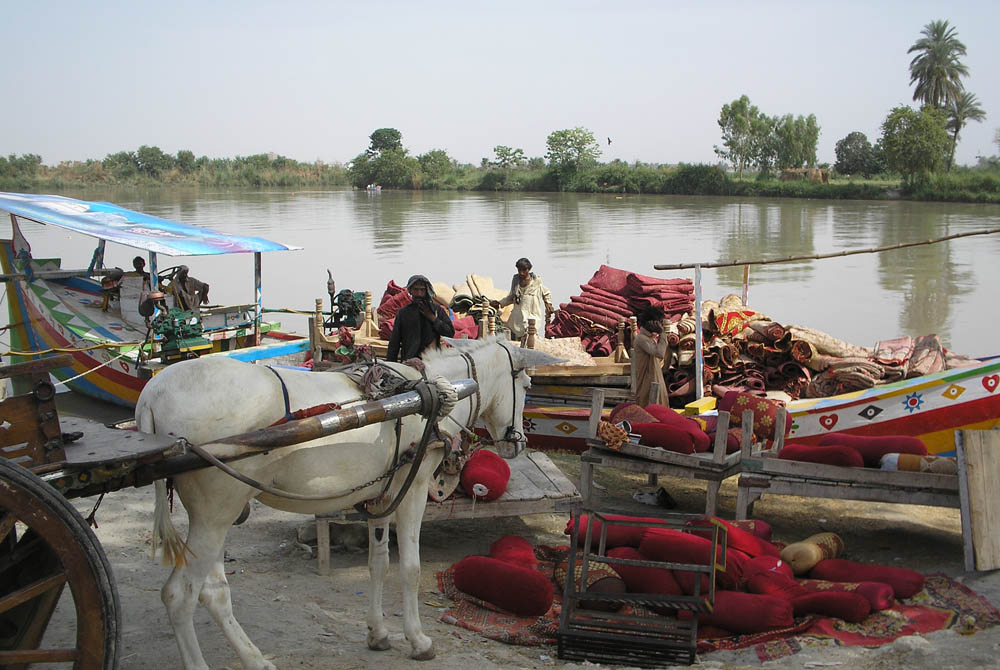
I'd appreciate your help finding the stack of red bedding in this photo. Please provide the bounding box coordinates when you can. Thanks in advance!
[376,280,411,340]
[625,271,694,318]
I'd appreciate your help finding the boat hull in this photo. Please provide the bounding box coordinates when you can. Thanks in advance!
[522,358,1000,455]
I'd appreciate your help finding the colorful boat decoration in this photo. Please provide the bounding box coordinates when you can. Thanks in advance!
[0,193,308,408]
[522,357,1000,456]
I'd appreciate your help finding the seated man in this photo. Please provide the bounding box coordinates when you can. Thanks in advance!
[168,265,211,311]
[131,255,151,290]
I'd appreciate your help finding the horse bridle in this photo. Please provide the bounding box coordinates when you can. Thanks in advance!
[459,341,526,457]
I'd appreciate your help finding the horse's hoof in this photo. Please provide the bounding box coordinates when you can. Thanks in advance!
[367,633,392,651]
[411,642,436,661]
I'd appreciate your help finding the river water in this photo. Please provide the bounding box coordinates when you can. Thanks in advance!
[4,187,1000,359]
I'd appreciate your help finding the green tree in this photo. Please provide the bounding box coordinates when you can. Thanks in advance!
[102,151,139,179]
[0,153,41,177]
[908,20,969,109]
[492,145,525,170]
[714,95,774,178]
[135,145,173,177]
[879,105,950,186]
[417,149,453,182]
[545,127,600,170]
[367,128,403,157]
[944,90,986,170]
[774,114,820,169]
[834,131,879,177]
[372,148,416,188]
[176,150,196,173]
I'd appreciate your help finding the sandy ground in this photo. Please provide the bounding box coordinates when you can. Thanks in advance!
[43,394,1000,670]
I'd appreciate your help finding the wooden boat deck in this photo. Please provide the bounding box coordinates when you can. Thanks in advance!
[314,450,581,574]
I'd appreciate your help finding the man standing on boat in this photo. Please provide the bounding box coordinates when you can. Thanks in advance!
[387,274,455,362]
[631,305,670,407]
[491,257,554,340]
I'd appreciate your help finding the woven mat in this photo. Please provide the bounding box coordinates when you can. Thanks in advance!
[437,547,1000,660]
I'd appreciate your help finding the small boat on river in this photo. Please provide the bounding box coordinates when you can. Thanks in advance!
[0,193,309,407]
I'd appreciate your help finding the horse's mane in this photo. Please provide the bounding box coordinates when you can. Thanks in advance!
[421,335,508,366]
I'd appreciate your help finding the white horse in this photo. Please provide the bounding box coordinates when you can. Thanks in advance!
[136,336,561,670]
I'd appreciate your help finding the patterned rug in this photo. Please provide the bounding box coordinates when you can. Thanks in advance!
[436,547,1000,661]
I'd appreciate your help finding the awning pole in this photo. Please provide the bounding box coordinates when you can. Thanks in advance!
[694,264,704,400]
[254,252,262,346]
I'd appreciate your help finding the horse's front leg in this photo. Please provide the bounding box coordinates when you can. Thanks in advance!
[366,517,392,651]
[394,487,435,660]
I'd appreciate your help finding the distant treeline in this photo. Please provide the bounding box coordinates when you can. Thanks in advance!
[2,147,999,204]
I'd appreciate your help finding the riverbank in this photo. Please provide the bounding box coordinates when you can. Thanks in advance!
[5,162,1000,204]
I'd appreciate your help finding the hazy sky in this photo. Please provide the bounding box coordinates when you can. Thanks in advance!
[4,1,998,168]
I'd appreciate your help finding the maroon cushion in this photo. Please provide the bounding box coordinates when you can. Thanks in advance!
[700,591,794,634]
[798,578,896,611]
[452,556,554,616]
[818,433,929,468]
[809,559,925,599]
[630,422,697,454]
[746,571,809,601]
[564,514,666,549]
[685,517,781,559]
[460,450,511,501]
[607,547,682,615]
[636,406,711,452]
[608,401,658,426]
[673,569,712,597]
[790,592,871,622]
[639,529,746,590]
[489,536,536,568]
[778,443,865,468]
[742,555,795,582]
[729,519,773,542]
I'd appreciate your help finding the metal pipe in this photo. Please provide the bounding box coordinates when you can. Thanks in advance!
[694,264,703,400]
[128,377,479,486]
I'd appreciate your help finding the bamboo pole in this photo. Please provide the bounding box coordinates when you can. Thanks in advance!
[654,227,1000,270]
[694,265,704,400]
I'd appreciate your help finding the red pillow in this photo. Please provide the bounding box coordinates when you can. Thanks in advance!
[452,556,554,616]
[643,405,712,452]
[778,443,865,468]
[746,571,808,601]
[607,547,683,615]
[564,514,666,549]
[673,569,711,597]
[630,422,697,454]
[685,517,781,559]
[639,529,746,590]
[489,536,536,568]
[730,519,773,542]
[809,559,925,599]
[460,450,511,501]
[798,578,895,611]
[818,433,929,468]
[790,592,871,623]
[608,401,658,426]
[742,555,795,583]
[700,591,794,634]
[717,392,792,443]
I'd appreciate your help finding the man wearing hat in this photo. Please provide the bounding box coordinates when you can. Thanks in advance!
[387,274,455,362]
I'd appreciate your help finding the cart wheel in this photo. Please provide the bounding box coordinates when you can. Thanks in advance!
[0,458,120,669]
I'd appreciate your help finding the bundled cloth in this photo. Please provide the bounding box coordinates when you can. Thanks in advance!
[805,359,885,398]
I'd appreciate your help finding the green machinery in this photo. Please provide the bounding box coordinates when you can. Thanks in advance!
[151,307,212,362]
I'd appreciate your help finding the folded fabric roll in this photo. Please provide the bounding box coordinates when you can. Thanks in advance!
[748,320,786,342]
[580,284,632,308]
[818,433,928,468]
[560,303,620,329]
[880,452,958,475]
[778,443,865,468]
[746,571,809,600]
[780,532,844,575]
[570,294,632,318]
[791,592,871,622]
[809,559,925,599]
[639,529,748,591]
[787,325,872,358]
[587,264,631,294]
[684,517,781,558]
[874,335,915,367]
[790,339,818,365]
[798,578,895,610]
[909,333,945,377]
[452,556,554,616]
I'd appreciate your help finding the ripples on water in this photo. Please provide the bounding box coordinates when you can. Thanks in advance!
[4,188,1000,357]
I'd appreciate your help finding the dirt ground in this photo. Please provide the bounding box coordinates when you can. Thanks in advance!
[46,447,999,670]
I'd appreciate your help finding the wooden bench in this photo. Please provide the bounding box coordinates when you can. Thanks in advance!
[579,392,751,516]
[313,450,580,574]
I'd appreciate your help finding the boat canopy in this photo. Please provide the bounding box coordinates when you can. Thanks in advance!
[0,192,300,256]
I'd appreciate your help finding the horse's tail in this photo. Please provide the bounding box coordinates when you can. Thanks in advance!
[140,402,193,568]
[152,479,191,568]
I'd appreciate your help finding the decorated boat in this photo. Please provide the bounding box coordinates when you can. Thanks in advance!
[520,356,1000,456]
[0,192,309,407]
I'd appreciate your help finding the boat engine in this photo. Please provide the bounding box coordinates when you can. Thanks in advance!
[324,289,365,329]
[151,307,213,362]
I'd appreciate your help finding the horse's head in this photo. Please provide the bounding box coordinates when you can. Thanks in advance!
[440,337,564,458]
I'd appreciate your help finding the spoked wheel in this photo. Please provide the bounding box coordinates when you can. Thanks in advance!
[0,459,120,669]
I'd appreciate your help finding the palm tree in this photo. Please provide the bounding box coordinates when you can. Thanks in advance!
[908,20,969,109]
[945,91,986,170]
